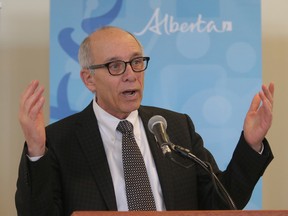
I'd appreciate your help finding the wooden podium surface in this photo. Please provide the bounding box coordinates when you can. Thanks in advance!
[72,210,288,216]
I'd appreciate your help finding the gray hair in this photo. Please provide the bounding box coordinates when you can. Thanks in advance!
[78,35,93,69]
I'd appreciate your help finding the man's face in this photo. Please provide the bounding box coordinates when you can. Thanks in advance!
[86,29,145,119]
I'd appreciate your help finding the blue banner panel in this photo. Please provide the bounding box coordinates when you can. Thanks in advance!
[50,0,262,209]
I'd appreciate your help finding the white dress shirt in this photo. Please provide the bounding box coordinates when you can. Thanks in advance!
[27,100,264,210]
[93,99,166,211]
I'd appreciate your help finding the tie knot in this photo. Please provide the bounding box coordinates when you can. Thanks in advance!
[117,120,133,134]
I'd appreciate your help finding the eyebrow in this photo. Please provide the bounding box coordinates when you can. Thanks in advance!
[103,52,143,63]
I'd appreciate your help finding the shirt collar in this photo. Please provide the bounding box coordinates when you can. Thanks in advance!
[92,98,140,138]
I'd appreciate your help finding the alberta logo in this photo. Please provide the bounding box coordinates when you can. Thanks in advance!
[135,8,232,36]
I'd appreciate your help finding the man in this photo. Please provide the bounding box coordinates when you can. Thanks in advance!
[16,26,274,216]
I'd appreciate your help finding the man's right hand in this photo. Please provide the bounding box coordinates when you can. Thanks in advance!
[19,80,46,157]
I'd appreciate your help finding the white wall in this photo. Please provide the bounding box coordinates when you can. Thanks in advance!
[262,1,288,210]
[0,0,287,215]
[0,1,50,215]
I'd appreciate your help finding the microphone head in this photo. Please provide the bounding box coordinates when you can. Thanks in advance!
[148,115,167,134]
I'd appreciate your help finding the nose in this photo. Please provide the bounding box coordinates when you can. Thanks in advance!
[122,63,136,81]
[127,61,136,72]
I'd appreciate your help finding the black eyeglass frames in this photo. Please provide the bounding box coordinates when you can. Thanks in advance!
[87,56,150,76]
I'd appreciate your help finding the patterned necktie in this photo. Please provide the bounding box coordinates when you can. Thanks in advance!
[117,120,156,211]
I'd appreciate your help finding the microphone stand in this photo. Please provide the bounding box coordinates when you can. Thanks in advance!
[164,142,238,210]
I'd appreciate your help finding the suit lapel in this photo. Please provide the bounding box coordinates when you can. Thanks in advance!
[72,103,176,210]
[139,106,176,210]
[75,103,117,210]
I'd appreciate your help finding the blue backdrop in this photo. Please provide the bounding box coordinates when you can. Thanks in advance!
[50,0,262,209]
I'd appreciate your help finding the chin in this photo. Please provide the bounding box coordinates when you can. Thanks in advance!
[125,103,141,113]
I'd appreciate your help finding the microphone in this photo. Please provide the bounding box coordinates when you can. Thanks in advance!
[148,115,172,156]
[147,115,237,210]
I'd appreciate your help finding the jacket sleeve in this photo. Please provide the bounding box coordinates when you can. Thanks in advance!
[183,114,274,209]
[15,143,63,216]
[220,132,273,209]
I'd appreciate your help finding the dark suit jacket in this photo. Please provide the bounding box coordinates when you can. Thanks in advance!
[15,102,273,216]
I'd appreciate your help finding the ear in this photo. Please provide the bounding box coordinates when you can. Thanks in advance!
[80,69,97,93]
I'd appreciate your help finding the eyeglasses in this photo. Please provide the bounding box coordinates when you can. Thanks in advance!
[87,56,150,76]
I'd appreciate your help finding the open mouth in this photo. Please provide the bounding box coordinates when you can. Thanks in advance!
[122,90,136,96]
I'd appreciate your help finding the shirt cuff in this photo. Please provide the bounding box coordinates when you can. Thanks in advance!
[258,143,264,155]
[26,148,48,162]
[26,154,43,162]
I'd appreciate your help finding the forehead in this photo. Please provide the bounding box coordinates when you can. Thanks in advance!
[89,28,143,61]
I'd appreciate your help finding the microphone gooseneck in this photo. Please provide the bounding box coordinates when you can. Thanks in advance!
[148,115,237,210]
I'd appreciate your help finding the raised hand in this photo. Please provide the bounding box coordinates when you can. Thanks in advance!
[243,83,274,152]
[18,80,46,156]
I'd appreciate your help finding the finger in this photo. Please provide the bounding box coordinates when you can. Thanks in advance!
[268,82,275,98]
[259,91,273,113]
[261,83,274,111]
[28,96,45,120]
[22,83,45,115]
[248,93,261,112]
[262,83,274,103]
[20,80,39,105]
[20,80,40,114]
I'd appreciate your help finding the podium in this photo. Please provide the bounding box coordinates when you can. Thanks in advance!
[72,210,288,216]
